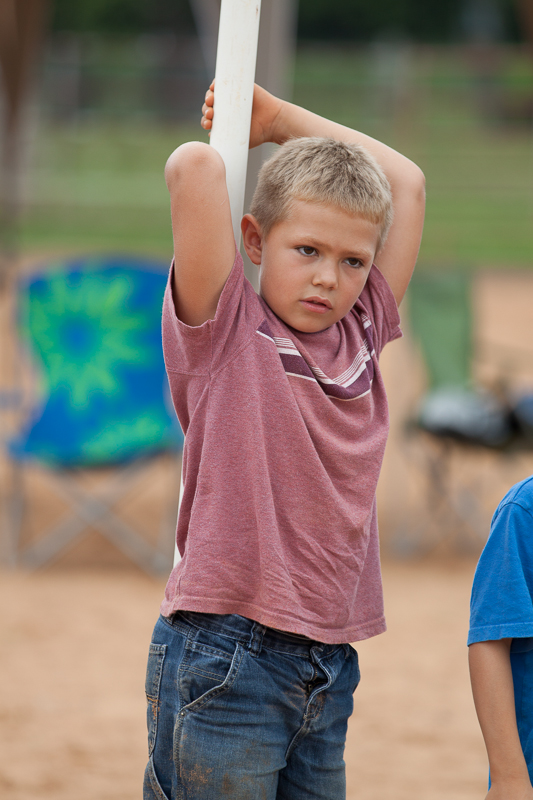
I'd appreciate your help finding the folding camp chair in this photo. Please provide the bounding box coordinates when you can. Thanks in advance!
[393,270,523,555]
[3,255,183,575]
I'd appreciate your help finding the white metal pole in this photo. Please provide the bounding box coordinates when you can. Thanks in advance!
[210,0,262,245]
[174,0,261,568]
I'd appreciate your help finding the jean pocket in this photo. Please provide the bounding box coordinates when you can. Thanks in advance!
[179,639,244,713]
[143,756,171,800]
[145,643,167,756]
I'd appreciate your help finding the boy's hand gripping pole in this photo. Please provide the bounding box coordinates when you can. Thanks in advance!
[174,0,261,568]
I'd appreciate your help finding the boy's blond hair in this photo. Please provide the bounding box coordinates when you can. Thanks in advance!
[250,137,393,251]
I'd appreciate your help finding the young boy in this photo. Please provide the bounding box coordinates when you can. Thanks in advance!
[143,83,425,800]
[469,476,533,800]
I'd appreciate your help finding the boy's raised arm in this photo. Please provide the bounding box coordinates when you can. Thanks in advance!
[469,639,533,800]
[202,83,425,306]
[165,141,235,327]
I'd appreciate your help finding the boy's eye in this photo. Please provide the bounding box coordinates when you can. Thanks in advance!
[345,258,363,268]
[297,246,317,257]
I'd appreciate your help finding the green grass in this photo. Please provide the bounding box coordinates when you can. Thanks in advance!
[20,122,202,258]
[408,131,533,266]
[20,46,533,269]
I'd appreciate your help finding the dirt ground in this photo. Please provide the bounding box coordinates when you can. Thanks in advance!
[0,559,487,800]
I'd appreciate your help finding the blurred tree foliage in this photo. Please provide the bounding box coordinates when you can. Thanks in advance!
[51,0,522,42]
[297,0,521,41]
[300,0,463,41]
[51,0,196,36]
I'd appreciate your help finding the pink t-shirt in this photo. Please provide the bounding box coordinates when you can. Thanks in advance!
[160,251,401,644]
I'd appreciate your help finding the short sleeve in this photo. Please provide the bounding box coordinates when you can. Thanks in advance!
[162,249,259,375]
[356,264,402,356]
[468,501,533,645]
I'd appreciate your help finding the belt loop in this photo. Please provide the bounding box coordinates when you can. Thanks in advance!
[248,622,265,657]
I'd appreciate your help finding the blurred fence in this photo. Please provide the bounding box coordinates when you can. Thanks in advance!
[37,34,533,128]
[41,33,208,123]
[295,41,533,134]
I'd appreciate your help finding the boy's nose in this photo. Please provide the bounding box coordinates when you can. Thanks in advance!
[312,261,338,289]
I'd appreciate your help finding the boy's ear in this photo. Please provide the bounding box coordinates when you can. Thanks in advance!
[241,214,263,265]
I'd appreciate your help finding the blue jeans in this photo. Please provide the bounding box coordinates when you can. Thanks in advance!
[143,611,360,800]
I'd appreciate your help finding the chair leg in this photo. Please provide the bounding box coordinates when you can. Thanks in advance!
[22,515,88,569]
[51,470,174,577]
[4,456,182,576]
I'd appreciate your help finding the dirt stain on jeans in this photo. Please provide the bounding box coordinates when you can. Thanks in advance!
[221,770,268,799]
[185,763,213,788]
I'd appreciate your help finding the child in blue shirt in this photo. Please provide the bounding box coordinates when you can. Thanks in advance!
[469,475,533,800]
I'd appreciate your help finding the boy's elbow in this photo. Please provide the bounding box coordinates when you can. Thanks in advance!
[400,163,426,215]
[415,165,426,196]
[405,161,426,200]
[165,141,225,192]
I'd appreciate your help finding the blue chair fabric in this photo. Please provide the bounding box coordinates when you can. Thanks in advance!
[10,255,182,466]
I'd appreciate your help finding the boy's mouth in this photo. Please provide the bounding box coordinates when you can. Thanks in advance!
[300,296,332,313]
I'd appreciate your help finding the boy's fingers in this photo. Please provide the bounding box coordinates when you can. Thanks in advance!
[201,81,214,127]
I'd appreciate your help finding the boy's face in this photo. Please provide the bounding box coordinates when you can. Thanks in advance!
[242,200,380,333]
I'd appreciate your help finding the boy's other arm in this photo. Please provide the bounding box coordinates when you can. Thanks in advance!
[469,639,533,800]
[203,84,425,306]
[165,141,235,327]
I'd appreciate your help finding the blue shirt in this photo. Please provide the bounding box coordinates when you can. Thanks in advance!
[469,475,533,779]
